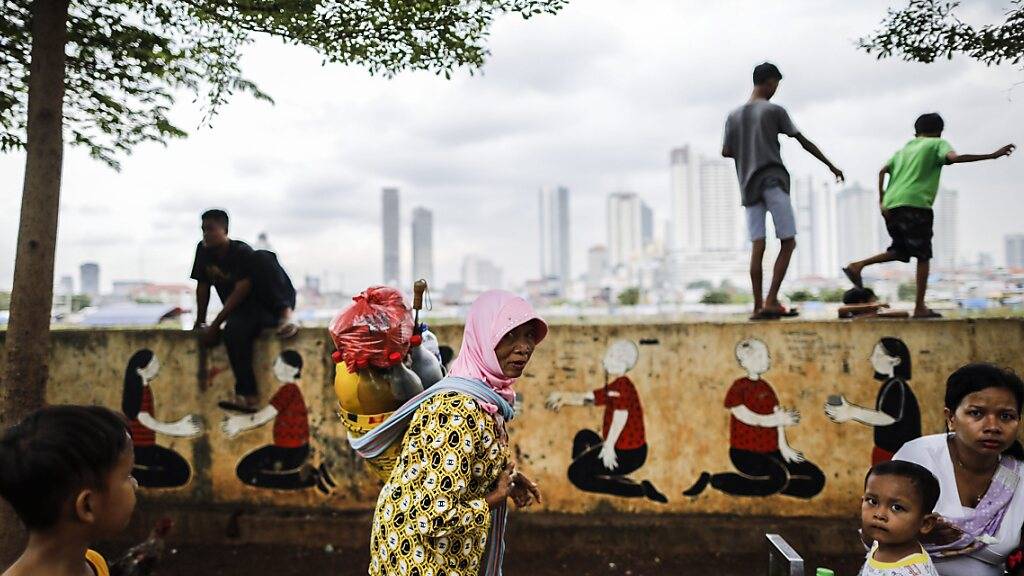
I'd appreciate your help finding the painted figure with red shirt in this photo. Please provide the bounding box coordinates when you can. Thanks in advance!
[546,340,667,503]
[221,351,336,495]
[684,338,825,498]
[122,349,204,488]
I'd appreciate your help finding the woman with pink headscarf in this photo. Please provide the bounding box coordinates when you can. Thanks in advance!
[366,290,547,576]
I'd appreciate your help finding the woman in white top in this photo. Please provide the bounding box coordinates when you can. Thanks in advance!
[894,363,1024,576]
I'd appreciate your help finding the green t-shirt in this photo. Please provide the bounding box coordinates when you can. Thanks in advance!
[882,137,954,209]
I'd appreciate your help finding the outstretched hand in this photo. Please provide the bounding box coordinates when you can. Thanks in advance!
[167,414,204,438]
[992,144,1016,159]
[221,415,248,439]
[830,166,845,183]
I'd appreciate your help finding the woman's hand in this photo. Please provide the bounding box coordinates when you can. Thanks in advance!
[510,470,543,509]
[920,516,963,546]
[485,464,515,509]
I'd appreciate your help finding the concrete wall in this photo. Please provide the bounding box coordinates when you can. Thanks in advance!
[2,319,1023,519]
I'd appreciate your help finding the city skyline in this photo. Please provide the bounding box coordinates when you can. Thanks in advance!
[2,1,1021,293]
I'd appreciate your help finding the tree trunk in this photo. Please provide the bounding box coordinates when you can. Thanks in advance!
[0,0,69,566]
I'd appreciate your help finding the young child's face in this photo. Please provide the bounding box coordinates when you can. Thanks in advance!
[90,444,138,536]
[862,473,931,547]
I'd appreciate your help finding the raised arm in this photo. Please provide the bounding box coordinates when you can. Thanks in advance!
[730,404,798,428]
[946,144,1015,165]
[221,405,277,438]
[824,396,897,427]
[545,391,595,411]
[794,133,845,182]
[138,412,203,437]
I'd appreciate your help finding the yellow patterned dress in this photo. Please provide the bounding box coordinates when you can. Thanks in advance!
[369,391,510,576]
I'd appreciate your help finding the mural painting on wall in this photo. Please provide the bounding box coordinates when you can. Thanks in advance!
[824,337,920,465]
[221,350,336,495]
[122,349,204,488]
[546,339,668,503]
[683,338,825,499]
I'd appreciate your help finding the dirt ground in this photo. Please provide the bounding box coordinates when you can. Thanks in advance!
[95,541,866,576]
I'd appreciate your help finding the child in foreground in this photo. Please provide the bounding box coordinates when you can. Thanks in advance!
[860,460,940,575]
[0,405,137,576]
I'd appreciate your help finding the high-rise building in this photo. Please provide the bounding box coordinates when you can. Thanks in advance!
[669,145,748,288]
[539,186,571,283]
[382,188,400,286]
[80,263,100,297]
[836,183,886,268]
[932,188,958,270]
[607,192,646,269]
[700,159,742,252]
[462,255,503,292]
[1006,234,1024,269]
[670,146,701,253]
[670,145,743,254]
[58,275,74,295]
[586,245,609,287]
[641,203,654,249]
[791,175,838,279]
[411,207,434,285]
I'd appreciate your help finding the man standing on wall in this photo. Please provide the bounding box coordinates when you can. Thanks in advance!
[722,62,845,320]
[191,209,298,412]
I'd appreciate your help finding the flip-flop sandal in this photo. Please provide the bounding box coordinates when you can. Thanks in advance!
[217,400,259,414]
[276,322,299,339]
[913,310,943,319]
[842,267,863,288]
[750,310,782,321]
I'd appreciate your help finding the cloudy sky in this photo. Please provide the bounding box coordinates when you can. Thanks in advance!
[2,0,1022,294]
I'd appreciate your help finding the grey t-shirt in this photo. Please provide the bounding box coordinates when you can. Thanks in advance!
[723,100,799,206]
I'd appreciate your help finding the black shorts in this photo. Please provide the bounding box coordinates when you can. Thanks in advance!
[885,206,933,261]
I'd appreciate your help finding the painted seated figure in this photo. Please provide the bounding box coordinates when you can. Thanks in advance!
[329,286,446,480]
[122,349,204,489]
[221,350,336,495]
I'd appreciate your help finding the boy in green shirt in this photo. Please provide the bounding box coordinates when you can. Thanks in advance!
[843,113,1014,318]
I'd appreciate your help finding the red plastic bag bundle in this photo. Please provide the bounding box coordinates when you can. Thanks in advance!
[329,286,414,372]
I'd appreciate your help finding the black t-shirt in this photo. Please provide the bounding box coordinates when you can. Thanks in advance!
[873,377,922,453]
[190,240,255,303]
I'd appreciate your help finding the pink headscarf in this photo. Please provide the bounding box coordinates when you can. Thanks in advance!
[449,290,548,413]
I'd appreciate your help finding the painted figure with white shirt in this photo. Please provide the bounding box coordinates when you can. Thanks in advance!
[221,350,335,495]
[684,337,825,498]
[826,338,921,465]
[546,339,667,503]
[122,349,204,488]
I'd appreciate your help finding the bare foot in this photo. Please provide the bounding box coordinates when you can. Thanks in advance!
[276,308,298,338]
[843,265,863,288]
[913,308,943,319]
[276,322,298,339]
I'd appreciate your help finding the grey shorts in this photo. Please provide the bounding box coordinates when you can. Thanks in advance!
[745,185,797,241]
